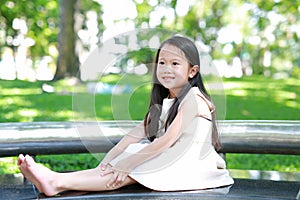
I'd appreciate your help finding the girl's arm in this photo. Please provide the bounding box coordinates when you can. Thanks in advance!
[99,122,145,167]
[119,106,192,171]
[119,92,210,171]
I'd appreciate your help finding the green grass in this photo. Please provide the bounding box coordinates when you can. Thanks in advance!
[224,76,300,120]
[226,154,299,172]
[0,74,299,174]
[0,80,75,122]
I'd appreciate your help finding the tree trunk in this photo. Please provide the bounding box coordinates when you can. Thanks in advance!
[54,0,78,80]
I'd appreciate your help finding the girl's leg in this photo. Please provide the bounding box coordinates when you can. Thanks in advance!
[18,154,136,196]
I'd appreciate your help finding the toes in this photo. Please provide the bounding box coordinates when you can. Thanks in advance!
[17,154,25,166]
[24,155,35,167]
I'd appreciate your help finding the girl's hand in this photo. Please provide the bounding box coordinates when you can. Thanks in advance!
[106,168,129,188]
[101,162,132,188]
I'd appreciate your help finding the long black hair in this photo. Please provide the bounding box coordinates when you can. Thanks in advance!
[143,36,221,150]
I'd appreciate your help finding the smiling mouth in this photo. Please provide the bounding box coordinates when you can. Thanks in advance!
[162,76,175,80]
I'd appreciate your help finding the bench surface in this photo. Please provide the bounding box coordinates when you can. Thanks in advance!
[1,174,300,200]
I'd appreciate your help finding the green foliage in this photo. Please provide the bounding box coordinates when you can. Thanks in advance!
[226,154,300,172]
[1,0,300,79]
[0,157,19,174]
[35,154,104,172]
[0,0,103,79]
[0,0,59,57]
[134,0,153,26]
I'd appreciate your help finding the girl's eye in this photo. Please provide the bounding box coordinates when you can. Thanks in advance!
[159,61,165,65]
[173,62,179,66]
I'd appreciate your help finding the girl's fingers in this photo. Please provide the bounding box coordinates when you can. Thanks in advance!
[106,171,118,187]
[115,173,127,186]
[117,172,127,182]
[106,171,128,188]
[100,168,113,176]
[99,162,107,171]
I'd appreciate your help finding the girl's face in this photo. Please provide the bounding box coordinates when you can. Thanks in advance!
[156,44,198,98]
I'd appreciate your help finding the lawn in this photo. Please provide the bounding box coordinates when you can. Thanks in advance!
[0,74,299,174]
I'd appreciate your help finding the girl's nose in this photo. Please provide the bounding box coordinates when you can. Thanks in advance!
[163,64,172,73]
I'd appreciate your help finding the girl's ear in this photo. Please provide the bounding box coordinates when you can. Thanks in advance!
[189,65,200,78]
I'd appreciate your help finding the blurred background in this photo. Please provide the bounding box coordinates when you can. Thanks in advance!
[0,0,299,81]
[0,0,299,174]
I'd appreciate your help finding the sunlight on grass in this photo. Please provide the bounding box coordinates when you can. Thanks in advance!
[274,91,298,109]
[223,76,300,120]
[100,74,121,83]
[101,74,152,85]
[18,109,38,118]
[2,107,39,122]
[0,88,42,95]
[0,96,32,107]
[231,90,248,96]
[55,110,76,119]
[286,101,297,108]
[223,82,243,90]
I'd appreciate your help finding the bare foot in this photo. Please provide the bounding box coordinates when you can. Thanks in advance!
[18,154,61,196]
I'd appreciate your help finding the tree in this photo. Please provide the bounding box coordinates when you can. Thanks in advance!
[0,0,58,79]
[54,0,78,80]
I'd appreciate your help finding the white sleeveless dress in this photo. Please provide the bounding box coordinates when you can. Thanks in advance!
[109,87,234,191]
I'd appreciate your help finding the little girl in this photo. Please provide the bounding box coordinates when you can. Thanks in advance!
[18,36,234,196]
